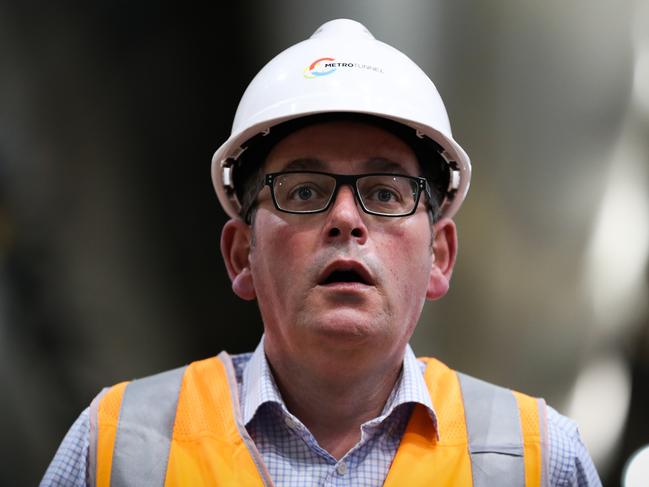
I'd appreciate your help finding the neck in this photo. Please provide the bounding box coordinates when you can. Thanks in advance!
[265,343,405,460]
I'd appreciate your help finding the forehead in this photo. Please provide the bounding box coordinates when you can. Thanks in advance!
[263,121,420,175]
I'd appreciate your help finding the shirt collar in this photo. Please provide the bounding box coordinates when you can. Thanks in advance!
[241,336,285,425]
[241,336,438,437]
[383,344,435,417]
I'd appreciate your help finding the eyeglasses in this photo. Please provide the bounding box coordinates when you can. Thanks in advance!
[260,171,431,218]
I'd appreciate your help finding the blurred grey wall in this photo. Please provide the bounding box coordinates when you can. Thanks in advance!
[1,1,647,485]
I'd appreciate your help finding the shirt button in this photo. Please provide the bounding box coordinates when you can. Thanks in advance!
[284,416,297,429]
[336,462,348,476]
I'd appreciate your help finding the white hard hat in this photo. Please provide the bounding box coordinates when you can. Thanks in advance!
[211,18,471,220]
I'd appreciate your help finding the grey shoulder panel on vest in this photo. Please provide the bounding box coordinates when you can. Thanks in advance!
[457,372,525,487]
[110,365,187,487]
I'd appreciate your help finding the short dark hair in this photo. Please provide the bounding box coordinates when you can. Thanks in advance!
[232,113,450,224]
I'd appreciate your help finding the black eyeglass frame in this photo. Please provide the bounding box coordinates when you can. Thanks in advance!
[261,170,432,218]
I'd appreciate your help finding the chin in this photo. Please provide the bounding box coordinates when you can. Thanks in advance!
[304,310,388,344]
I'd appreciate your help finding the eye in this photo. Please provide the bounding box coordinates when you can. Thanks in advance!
[366,185,402,203]
[288,184,319,201]
[376,188,397,202]
[273,173,335,211]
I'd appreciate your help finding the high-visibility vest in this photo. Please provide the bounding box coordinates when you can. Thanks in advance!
[88,352,549,486]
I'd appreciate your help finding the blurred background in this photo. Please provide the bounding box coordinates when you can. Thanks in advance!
[1,1,647,485]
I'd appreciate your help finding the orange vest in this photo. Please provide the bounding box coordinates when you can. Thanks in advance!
[89,352,548,486]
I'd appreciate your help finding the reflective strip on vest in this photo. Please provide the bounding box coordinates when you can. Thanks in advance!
[458,372,525,487]
[110,366,186,487]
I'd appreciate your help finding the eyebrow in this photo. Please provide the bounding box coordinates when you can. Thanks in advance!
[278,157,413,174]
[281,158,326,171]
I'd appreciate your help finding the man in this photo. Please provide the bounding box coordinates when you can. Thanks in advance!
[42,18,601,486]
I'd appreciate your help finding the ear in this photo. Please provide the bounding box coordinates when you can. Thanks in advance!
[426,217,458,301]
[220,219,256,301]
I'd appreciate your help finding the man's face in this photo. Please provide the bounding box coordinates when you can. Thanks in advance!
[222,120,456,370]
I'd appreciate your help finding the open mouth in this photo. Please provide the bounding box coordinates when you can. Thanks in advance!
[322,269,369,285]
[318,262,374,286]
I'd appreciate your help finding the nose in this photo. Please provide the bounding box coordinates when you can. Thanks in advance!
[323,185,368,243]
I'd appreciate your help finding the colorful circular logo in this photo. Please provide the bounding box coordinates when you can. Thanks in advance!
[304,57,336,78]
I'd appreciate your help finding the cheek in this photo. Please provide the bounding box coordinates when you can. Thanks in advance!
[379,222,433,300]
[250,215,314,291]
